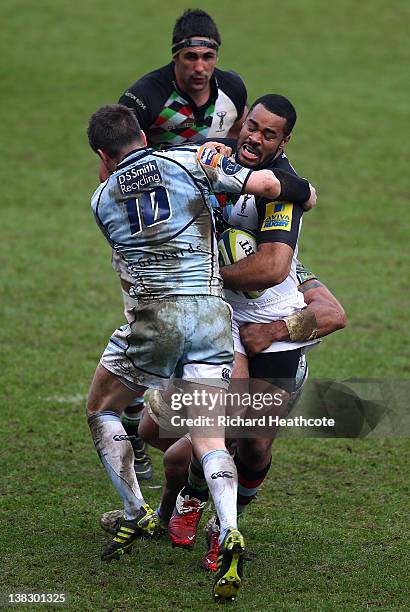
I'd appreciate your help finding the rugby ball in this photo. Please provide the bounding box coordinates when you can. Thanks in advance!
[218,228,266,300]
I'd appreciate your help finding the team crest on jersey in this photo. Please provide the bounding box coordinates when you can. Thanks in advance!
[261,202,293,231]
[117,160,162,196]
[197,146,222,168]
[221,156,243,176]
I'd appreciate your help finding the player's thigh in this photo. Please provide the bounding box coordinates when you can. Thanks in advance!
[232,351,249,379]
[86,363,139,415]
[248,348,302,393]
[182,296,234,385]
[101,300,185,390]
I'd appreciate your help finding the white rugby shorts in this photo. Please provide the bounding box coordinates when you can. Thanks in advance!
[101,295,234,390]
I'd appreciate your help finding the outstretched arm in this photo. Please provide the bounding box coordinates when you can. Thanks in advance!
[245,169,316,212]
[197,146,317,211]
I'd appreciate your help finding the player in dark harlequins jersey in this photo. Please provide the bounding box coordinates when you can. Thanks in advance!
[119,9,248,148]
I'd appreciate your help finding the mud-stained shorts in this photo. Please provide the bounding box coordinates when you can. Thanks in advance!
[101,295,234,390]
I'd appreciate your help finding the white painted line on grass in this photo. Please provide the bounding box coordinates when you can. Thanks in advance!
[45,394,87,404]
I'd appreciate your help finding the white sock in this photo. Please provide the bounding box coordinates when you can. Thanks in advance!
[88,411,145,520]
[202,449,238,544]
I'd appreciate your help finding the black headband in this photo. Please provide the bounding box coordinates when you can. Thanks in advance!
[172,38,219,55]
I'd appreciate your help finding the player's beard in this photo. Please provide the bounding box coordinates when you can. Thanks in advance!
[235,142,282,170]
[258,143,283,169]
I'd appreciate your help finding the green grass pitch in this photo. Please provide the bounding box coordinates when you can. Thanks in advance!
[1,0,409,609]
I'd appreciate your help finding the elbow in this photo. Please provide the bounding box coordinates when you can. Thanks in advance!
[257,171,281,200]
[335,306,347,331]
[266,174,281,200]
[255,269,287,289]
[269,260,290,286]
[270,269,288,286]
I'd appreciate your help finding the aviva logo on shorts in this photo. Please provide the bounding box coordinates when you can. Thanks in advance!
[261,202,293,231]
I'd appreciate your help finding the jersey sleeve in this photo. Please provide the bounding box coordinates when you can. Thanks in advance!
[255,199,303,250]
[216,70,247,119]
[118,74,166,131]
[196,146,252,194]
[296,260,318,286]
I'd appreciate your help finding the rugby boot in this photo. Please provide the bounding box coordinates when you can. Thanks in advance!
[213,528,245,603]
[101,504,158,561]
[168,492,207,550]
[100,507,167,537]
[202,515,220,572]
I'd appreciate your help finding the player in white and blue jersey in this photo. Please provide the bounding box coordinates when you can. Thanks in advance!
[107,9,249,482]
[86,104,315,602]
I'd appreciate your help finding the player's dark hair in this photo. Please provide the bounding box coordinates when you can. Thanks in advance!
[87,104,143,157]
[250,94,297,136]
[172,9,221,45]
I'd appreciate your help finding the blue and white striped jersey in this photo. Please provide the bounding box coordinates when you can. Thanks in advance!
[91,145,252,299]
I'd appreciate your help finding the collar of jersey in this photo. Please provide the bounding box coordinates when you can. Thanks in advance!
[170,62,218,111]
[117,147,154,169]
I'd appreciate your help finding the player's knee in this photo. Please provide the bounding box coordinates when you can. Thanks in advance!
[85,390,122,417]
[86,393,101,416]
[138,412,157,445]
[239,439,272,469]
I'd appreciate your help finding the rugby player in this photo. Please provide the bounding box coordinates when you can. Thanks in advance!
[107,8,248,479]
[168,94,322,548]
[119,8,247,147]
[86,104,315,601]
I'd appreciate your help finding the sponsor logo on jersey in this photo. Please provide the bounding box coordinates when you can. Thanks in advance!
[117,160,162,195]
[113,434,130,441]
[124,91,147,110]
[197,146,221,168]
[221,156,243,176]
[240,194,252,214]
[261,202,293,232]
[180,118,195,129]
[167,119,195,130]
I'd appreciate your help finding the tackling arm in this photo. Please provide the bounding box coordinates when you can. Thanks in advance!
[298,280,347,337]
[220,242,293,290]
[198,147,316,210]
[239,279,347,357]
[245,169,316,211]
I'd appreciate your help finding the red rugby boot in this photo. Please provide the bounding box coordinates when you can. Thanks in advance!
[168,492,206,550]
